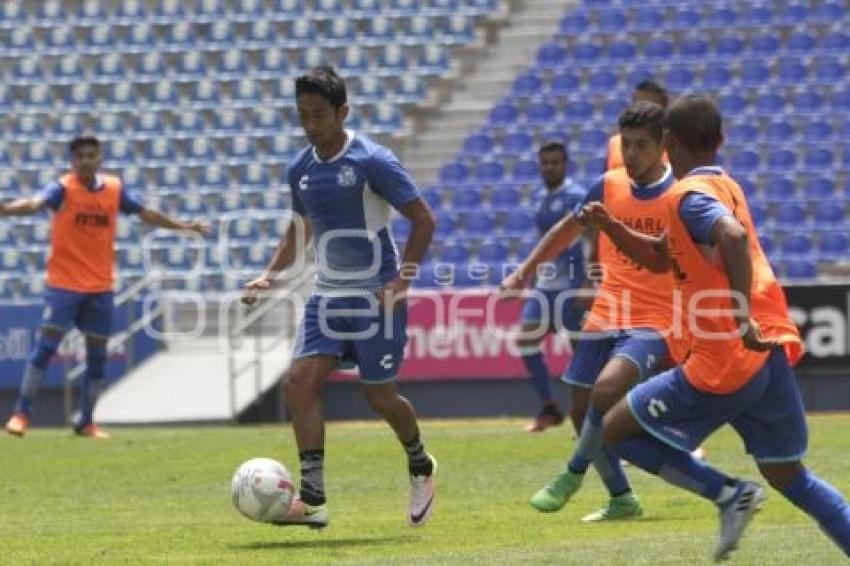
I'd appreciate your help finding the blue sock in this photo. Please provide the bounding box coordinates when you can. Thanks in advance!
[568,406,604,474]
[15,333,61,416]
[615,435,733,501]
[781,468,850,556]
[79,344,107,426]
[593,447,632,497]
[521,349,552,404]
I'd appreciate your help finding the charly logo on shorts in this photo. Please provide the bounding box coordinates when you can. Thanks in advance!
[648,398,668,418]
[299,175,309,191]
[379,353,394,370]
[337,165,357,187]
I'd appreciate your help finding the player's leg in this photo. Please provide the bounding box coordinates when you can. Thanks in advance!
[605,366,766,560]
[5,286,74,436]
[516,315,562,432]
[275,294,345,527]
[73,291,114,438]
[736,349,850,556]
[354,296,435,526]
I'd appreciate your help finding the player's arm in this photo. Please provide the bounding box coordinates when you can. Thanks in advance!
[0,196,49,216]
[584,202,672,273]
[138,208,209,235]
[242,214,314,305]
[394,197,436,285]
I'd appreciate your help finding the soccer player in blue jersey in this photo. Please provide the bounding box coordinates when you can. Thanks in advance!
[243,66,437,529]
[515,142,588,432]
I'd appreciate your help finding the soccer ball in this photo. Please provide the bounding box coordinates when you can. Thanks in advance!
[231,458,295,523]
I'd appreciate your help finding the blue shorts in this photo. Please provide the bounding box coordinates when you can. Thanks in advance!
[293,293,408,383]
[42,286,114,338]
[520,288,584,333]
[628,348,808,463]
[562,328,669,388]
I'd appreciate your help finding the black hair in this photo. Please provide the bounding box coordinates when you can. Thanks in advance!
[634,80,669,108]
[618,101,666,144]
[295,65,347,108]
[68,136,100,153]
[664,95,723,154]
[538,141,568,161]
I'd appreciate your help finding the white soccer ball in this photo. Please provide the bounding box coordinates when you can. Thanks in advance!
[231,457,295,523]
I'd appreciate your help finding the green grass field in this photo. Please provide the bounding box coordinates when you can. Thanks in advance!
[3,416,849,565]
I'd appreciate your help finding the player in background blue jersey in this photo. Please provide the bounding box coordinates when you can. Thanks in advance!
[243,66,437,529]
[515,142,588,432]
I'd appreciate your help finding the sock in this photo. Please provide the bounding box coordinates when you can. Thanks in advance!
[521,348,552,404]
[78,343,107,426]
[781,468,850,556]
[592,447,632,498]
[568,406,604,475]
[615,435,734,502]
[14,333,61,416]
[403,434,433,476]
[299,449,326,506]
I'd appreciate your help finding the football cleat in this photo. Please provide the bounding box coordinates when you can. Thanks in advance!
[409,455,437,527]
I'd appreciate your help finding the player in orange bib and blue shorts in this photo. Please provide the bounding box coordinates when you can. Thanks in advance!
[584,96,850,561]
[502,101,682,522]
[3,137,209,439]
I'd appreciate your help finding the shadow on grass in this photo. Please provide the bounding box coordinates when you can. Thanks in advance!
[234,534,417,551]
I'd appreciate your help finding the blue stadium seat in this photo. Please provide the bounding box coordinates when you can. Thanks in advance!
[787,30,816,52]
[257,49,290,78]
[142,139,176,166]
[315,0,344,14]
[490,185,521,209]
[417,45,450,75]
[513,72,543,97]
[820,30,850,51]
[155,0,187,20]
[173,112,205,138]
[134,113,166,139]
[286,20,317,48]
[525,101,557,125]
[133,52,167,84]
[804,147,834,169]
[600,98,623,121]
[549,71,581,97]
[377,45,411,74]
[478,242,509,263]
[596,8,627,31]
[13,115,44,140]
[150,81,179,109]
[327,17,357,46]
[718,93,747,116]
[123,23,156,52]
[476,161,505,183]
[750,32,781,54]
[187,138,217,163]
[114,0,148,22]
[353,0,381,15]
[537,42,567,68]
[588,69,618,92]
[763,175,796,200]
[403,15,435,43]
[53,56,85,85]
[443,14,475,45]
[440,242,470,263]
[766,148,797,171]
[665,66,695,90]
[754,92,785,115]
[434,212,457,237]
[502,131,534,154]
[706,6,737,27]
[573,41,602,64]
[830,88,850,112]
[242,20,275,48]
[370,104,403,134]
[559,11,590,35]
[43,26,76,54]
[779,3,809,24]
[93,113,125,138]
[6,27,35,55]
[230,79,261,107]
[0,3,27,28]
[764,120,794,144]
[785,260,816,280]
[813,56,846,84]
[419,187,443,209]
[702,63,732,88]
[205,21,236,47]
[777,59,808,85]
[644,37,674,60]
[670,7,701,29]
[633,8,665,31]
[92,54,126,84]
[818,232,849,259]
[252,108,284,133]
[607,40,637,61]
[65,84,95,110]
[804,177,836,199]
[199,164,229,191]
[502,209,534,235]
[21,85,52,111]
[781,232,814,256]
[758,234,775,256]
[775,204,807,226]
[175,51,208,81]
[190,80,221,108]
[240,163,269,189]
[464,211,496,235]
[162,22,195,52]
[715,35,745,57]
[680,35,709,59]
[440,161,469,184]
[564,99,595,123]
[727,123,758,144]
[11,56,44,85]
[801,120,832,143]
[512,160,539,181]
[729,150,760,173]
[811,2,846,24]
[463,133,494,157]
[225,136,257,164]
[742,4,774,26]
[489,102,519,127]
[395,74,426,103]
[217,49,249,79]
[196,0,228,21]
[813,201,844,226]
[53,115,83,138]
[739,59,770,86]
[364,16,397,44]
[158,166,187,191]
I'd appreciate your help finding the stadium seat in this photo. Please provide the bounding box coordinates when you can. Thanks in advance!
[785,260,816,280]
[750,32,781,54]
[739,60,771,86]
[726,123,758,144]
[196,0,228,22]
[588,69,619,92]
[715,35,744,57]
[537,42,567,68]
[417,45,450,75]
[0,3,27,28]
[754,93,786,115]
[6,27,35,56]
[763,176,796,200]
[512,72,543,97]
[434,212,457,237]
[377,45,411,74]
[419,187,443,210]
[787,31,816,52]
[801,120,832,143]
[231,79,262,107]
[549,71,581,98]
[766,149,798,171]
[12,115,44,140]
[831,88,850,112]
[758,234,775,256]
[364,16,397,44]
[812,56,846,84]
[43,26,76,54]
[502,209,534,235]
[464,211,497,235]
[559,11,589,35]
[512,160,539,181]
[191,80,222,108]
[706,6,736,27]
[820,30,850,51]
[779,3,809,24]
[525,101,556,125]
[11,56,44,85]
[702,64,732,89]
[813,201,844,226]
[463,133,494,157]
[811,2,846,24]
[665,66,695,91]
[742,4,774,26]
[395,74,426,102]
[764,121,794,144]
[257,49,290,78]
[135,113,166,139]
[804,148,834,169]
[780,233,813,256]
[777,59,808,85]
[476,161,505,183]
[173,111,205,138]
[804,177,836,199]
[187,138,217,164]
[490,185,521,210]
[729,150,760,173]
[327,18,357,46]
[65,84,96,110]
[680,35,709,59]
[818,233,849,259]
[489,103,519,127]
[370,104,403,134]
[440,162,469,185]
[440,242,470,263]
[775,204,807,226]
[286,20,317,48]
[669,7,701,29]
[607,40,637,61]
[597,9,627,31]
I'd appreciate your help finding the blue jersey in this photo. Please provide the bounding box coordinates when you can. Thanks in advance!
[288,131,420,292]
[534,180,587,291]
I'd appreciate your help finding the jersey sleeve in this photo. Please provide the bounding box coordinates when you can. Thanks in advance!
[119,187,145,215]
[38,181,65,211]
[572,176,604,214]
[678,192,733,246]
[287,167,306,216]
[365,147,420,210]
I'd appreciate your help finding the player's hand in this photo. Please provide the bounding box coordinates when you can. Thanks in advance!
[185,219,212,236]
[740,317,777,352]
[499,268,529,299]
[242,277,272,306]
[576,202,612,230]
[375,276,409,311]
